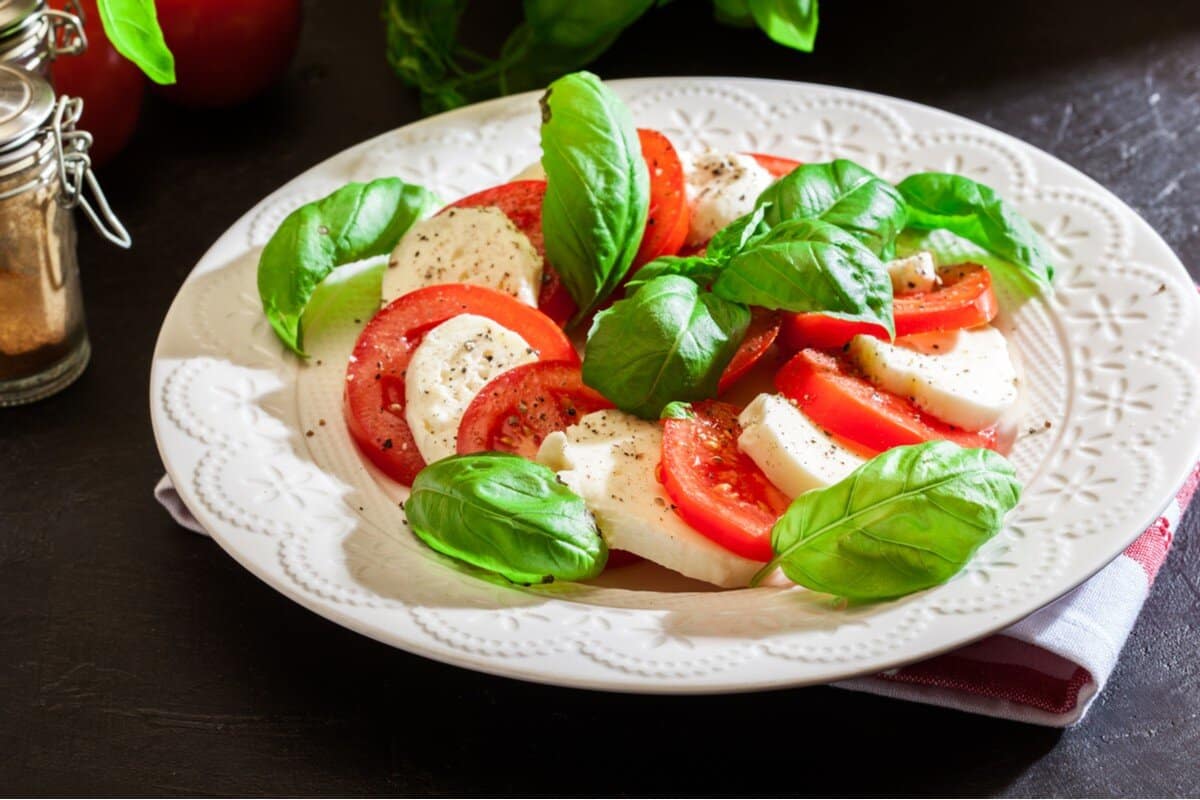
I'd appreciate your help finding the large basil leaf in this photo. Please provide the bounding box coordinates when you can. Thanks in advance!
[757,441,1021,599]
[623,255,722,296]
[540,72,650,323]
[583,274,750,419]
[712,219,894,337]
[757,159,905,258]
[406,453,607,584]
[705,204,770,261]
[747,0,818,52]
[897,172,1055,286]
[257,178,437,355]
[96,0,176,84]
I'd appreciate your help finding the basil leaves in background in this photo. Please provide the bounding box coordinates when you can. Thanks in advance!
[755,441,1021,599]
[713,219,895,336]
[258,178,437,355]
[623,255,723,295]
[897,172,1055,286]
[96,0,176,84]
[716,0,819,51]
[540,72,650,323]
[406,453,607,584]
[583,275,749,419]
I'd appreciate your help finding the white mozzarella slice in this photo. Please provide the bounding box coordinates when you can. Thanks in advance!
[848,325,1019,431]
[887,251,939,295]
[536,409,762,588]
[405,314,539,464]
[737,394,866,498]
[512,161,546,182]
[681,150,776,246]
[383,206,543,306]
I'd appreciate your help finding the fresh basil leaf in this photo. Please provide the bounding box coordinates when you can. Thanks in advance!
[757,159,905,258]
[540,72,650,322]
[747,0,818,52]
[756,441,1021,599]
[96,0,176,84]
[299,259,386,350]
[406,453,607,584]
[712,219,894,337]
[257,178,437,355]
[624,255,722,295]
[706,204,770,261]
[660,401,696,420]
[525,0,655,50]
[583,274,750,419]
[383,0,472,113]
[897,172,1055,286]
[712,0,754,26]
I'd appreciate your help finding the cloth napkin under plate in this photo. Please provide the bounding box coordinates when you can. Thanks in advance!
[155,464,1199,726]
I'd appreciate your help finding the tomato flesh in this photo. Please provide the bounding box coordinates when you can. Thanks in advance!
[718,308,781,393]
[780,264,999,351]
[344,284,577,485]
[633,129,690,268]
[775,349,998,454]
[457,360,612,459]
[660,401,791,562]
[748,152,803,178]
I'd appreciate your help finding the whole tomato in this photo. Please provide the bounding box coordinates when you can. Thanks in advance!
[154,0,302,108]
[49,0,145,167]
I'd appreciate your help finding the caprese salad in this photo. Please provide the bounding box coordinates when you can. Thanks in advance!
[257,72,1048,601]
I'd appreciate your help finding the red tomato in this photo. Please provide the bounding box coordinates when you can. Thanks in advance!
[633,128,689,268]
[660,401,791,562]
[718,308,781,393]
[780,264,999,351]
[448,180,577,327]
[154,0,301,108]
[456,360,611,459]
[775,349,999,454]
[748,152,802,178]
[344,284,577,486]
[49,0,144,167]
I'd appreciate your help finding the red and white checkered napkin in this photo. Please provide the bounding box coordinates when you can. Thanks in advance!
[155,464,1200,726]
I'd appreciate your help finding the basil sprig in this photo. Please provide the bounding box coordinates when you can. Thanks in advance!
[896,172,1055,286]
[257,178,437,355]
[583,275,749,419]
[754,441,1021,599]
[96,0,176,84]
[540,71,650,323]
[406,453,607,584]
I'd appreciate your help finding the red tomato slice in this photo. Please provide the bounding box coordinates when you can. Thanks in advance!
[660,401,791,562]
[457,360,612,459]
[780,264,1000,351]
[718,308,781,393]
[775,349,999,454]
[633,129,690,268]
[446,180,577,327]
[748,152,803,178]
[344,284,578,486]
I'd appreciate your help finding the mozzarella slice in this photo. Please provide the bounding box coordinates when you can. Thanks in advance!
[848,325,1019,431]
[405,314,539,464]
[738,394,866,498]
[383,206,543,306]
[887,251,938,295]
[681,150,776,246]
[537,409,762,588]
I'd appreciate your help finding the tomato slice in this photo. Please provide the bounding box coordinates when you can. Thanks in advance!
[775,349,998,454]
[633,128,690,268]
[780,264,999,351]
[718,308,781,393]
[748,152,802,178]
[344,284,578,485]
[446,180,577,327]
[457,360,612,459]
[660,401,791,562]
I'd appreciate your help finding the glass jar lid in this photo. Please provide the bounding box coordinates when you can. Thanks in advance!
[0,0,41,37]
[0,63,53,152]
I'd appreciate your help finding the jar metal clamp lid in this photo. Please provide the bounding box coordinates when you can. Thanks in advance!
[0,0,86,73]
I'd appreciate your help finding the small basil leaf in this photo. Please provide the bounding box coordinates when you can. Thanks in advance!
[712,219,894,337]
[257,178,437,355]
[660,401,696,420]
[406,453,607,584]
[540,72,650,323]
[712,0,754,26]
[706,204,770,261]
[624,255,722,295]
[583,274,750,419]
[757,159,905,258]
[525,0,656,49]
[757,441,1021,599]
[746,0,818,52]
[897,172,1055,286]
[96,0,176,84]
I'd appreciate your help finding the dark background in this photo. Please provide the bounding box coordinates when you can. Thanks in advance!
[3,0,1199,795]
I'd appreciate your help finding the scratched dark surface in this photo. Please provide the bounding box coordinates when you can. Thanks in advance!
[2,0,1199,795]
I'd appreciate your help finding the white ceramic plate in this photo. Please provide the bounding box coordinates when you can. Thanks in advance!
[150,77,1200,692]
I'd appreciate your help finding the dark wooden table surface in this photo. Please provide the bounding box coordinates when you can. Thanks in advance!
[3,1,1199,795]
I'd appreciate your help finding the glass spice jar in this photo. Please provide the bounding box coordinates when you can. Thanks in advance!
[0,0,85,76]
[0,63,128,405]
